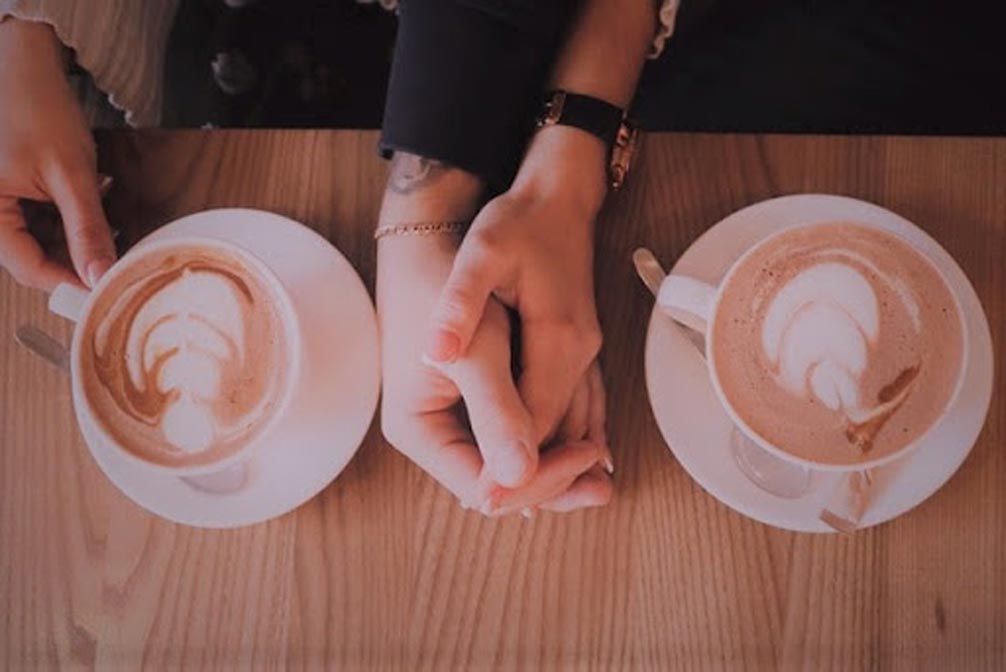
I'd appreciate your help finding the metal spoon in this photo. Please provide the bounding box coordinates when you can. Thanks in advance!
[632,248,667,298]
[15,324,70,375]
[634,248,706,353]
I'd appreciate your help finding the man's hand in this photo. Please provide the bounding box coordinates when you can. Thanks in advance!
[0,19,115,290]
[424,126,609,447]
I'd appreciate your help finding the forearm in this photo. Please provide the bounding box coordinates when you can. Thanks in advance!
[550,0,656,108]
[376,152,485,411]
[514,0,655,215]
[378,0,575,191]
[0,17,64,76]
[377,152,484,229]
[376,151,485,323]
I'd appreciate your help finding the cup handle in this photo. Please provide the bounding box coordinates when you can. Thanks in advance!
[656,275,717,335]
[49,283,90,323]
[819,470,874,535]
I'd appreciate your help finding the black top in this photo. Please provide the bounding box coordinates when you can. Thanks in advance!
[159,1,1006,167]
[378,0,579,192]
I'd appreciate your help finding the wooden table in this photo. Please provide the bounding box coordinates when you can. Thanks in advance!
[2,131,1003,670]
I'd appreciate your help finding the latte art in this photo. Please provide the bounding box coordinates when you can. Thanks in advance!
[759,256,921,449]
[713,223,963,466]
[80,244,291,468]
[762,262,880,411]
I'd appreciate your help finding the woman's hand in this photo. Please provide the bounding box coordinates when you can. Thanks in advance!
[0,19,115,290]
[483,360,613,516]
[378,233,612,514]
[424,125,609,446]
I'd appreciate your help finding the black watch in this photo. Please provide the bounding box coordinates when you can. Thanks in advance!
[535,90,638,189]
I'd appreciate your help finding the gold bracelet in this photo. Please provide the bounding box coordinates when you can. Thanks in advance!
[373,220,468,240]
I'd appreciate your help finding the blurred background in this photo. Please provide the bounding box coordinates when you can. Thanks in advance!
[143,0,1004,134]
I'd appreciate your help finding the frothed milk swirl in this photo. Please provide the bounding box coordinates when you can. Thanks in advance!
[712,223,963,466]
[79,244,291,468]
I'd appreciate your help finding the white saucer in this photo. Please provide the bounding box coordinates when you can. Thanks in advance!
[644,194,994,532]
[80,209,380,528]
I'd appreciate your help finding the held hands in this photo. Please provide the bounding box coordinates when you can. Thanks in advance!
[378,234,613,515]
[376,127,615,516]
[0,19,115,290]
[425,126,611,467]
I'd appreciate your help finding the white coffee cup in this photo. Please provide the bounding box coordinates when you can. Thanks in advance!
[656,221,970,504]
[49,236,302,478]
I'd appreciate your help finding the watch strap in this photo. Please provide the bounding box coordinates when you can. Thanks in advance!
[537,90,625,148]
[536,90,638,189]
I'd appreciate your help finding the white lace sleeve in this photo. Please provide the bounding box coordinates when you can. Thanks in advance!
[0,0,179,126]
[650,0,680,59]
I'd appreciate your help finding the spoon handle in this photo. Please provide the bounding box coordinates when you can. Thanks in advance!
[15,324,70,376]
[632,247,666,298]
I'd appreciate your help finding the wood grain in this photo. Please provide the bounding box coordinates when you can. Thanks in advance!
[1,130,1003,670]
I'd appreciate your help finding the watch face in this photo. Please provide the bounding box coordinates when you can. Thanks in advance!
[537,91,567,128]
[610,124,638,190]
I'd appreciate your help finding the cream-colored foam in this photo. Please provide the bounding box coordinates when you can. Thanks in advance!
[713,223,963,466]
[79,244,290,468]
[762,261,879,412]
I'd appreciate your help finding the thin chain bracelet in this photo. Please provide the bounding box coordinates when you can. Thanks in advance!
[373,220,469,240]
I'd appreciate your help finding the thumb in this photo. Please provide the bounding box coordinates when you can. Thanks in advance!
[485,440,607,515]
[424,240,502,363]
[45,162,116,288]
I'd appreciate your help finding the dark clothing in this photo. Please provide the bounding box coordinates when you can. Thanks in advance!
[164,0,399,128]
[163,0,1006,190]
[378,0,578,191]
[634,0,1006,136]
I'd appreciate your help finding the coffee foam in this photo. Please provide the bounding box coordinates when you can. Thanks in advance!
[80,244,290,468]
[713,223,962,466]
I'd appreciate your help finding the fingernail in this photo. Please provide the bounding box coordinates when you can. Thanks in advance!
[85,257,114,288]
[602,445,615,474]
[426,330,460,363]
[520,507,534,519]
[488,441,531,486]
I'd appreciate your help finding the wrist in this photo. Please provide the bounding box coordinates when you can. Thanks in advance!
[376,233,457,316]
[513,125,608,217]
